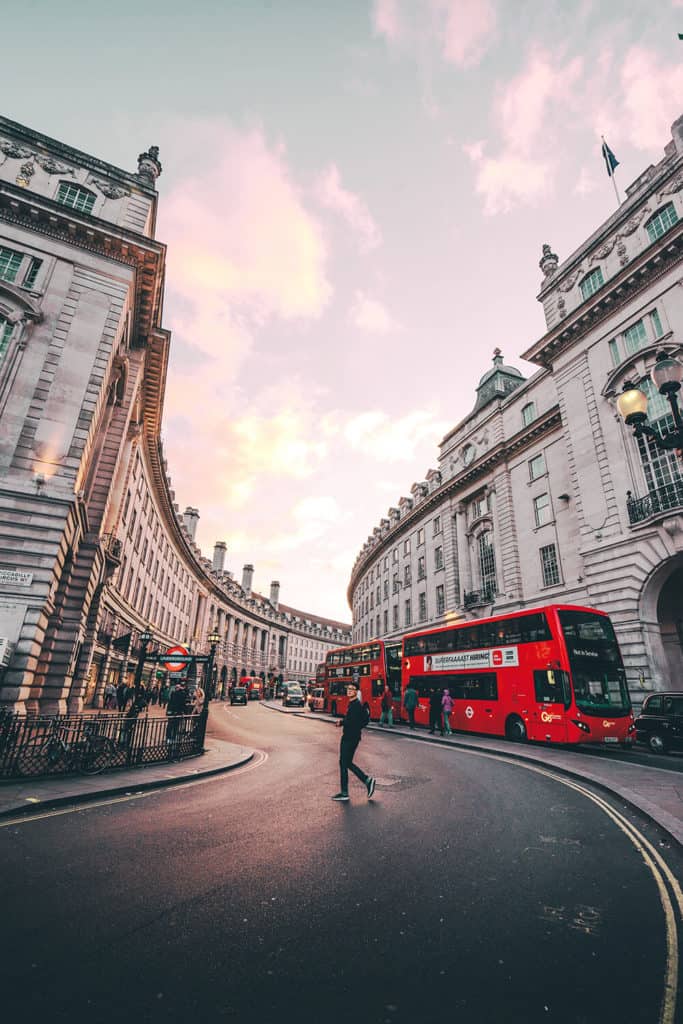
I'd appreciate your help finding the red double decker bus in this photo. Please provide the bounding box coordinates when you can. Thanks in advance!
[402,604,636,746]
[325,640,402,720]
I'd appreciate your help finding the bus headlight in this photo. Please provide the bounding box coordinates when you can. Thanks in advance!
[627,722,637,734]
[571,719,591,733]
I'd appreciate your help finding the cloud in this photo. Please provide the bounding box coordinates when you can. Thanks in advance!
[439,0,497,68]
[341,409,448,461]
[372,0,405,44]
[349,291,397,333]
[372,0,496,67]
[465,49,583,214]
[314,163,381,250]
[617,47,683,150]
[161,123,332,351]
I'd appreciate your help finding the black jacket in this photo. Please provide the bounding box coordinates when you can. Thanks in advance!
[342,698,369,741]
[167,685,189,715]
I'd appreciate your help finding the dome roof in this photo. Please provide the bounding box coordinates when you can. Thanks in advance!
[473,349,525,412]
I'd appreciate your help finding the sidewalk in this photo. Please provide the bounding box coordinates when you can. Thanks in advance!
[0,730,253,819]
[265,700,683,845]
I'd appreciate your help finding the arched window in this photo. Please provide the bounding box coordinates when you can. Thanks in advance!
[646,203,678,244]
[56,181,96,215]
[0,313,14,365]
[478,530,497,597]
[580,267,604,302]
[635,377,683,500]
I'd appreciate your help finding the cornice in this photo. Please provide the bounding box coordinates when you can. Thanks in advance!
[524,218,683,369]
[536,154,683,303]
[347,405,562,604]
[0,181,166,344]
[0,116,157,195]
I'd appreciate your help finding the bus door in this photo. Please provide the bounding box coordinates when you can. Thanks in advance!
[528,668,569,743]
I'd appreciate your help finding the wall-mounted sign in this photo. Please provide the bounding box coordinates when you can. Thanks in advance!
[0,570,33,587]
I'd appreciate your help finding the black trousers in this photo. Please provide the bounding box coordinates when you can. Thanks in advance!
[429,707,443,733]
[339,736,368,792]
[406,707,416,729]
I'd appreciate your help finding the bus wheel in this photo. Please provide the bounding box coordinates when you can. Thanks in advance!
[506,716,527,743]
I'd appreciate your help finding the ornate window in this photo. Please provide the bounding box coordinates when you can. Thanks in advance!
[56,181,96,214]
[533,493,552,527]
[436,584,445,616]
[521,401,536,426]
[646,203,678,243]
[0,314,14,365]
[540,543,561,587]
[418,592,427,621]
[477,531,497,595]
[529,453,545,481]
[635,377,683,498]
[434,546,443,570]
[580,267,604,301]
[0,247,23,283]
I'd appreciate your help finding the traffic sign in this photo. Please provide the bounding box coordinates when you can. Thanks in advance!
[164,645,190,672]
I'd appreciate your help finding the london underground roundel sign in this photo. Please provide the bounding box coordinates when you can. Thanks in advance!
[164,645,189,672]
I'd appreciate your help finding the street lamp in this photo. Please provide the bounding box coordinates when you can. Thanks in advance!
[617,351,683,455]
[206,629,221,702]
[133,628,153,698]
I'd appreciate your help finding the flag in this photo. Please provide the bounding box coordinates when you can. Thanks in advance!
[601,139,619,177]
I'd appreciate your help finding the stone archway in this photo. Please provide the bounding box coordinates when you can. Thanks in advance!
[640,553,683,691]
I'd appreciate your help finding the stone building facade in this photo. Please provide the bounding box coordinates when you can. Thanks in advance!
[0,116,349,715]
[348,114,683,699]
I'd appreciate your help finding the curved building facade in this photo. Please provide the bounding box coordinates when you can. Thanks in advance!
[348,114,683,698]
[0,116,349,715]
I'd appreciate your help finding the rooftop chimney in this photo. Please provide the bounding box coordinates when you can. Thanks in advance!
[183,507,200,541]
[269,581,280,609]
[242,564,254,595]
[212,541,227,572]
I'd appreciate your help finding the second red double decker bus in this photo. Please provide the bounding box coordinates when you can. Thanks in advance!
[325,639,402,720]
[402,604,636,747]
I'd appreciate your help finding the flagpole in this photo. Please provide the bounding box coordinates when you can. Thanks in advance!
[602,135,621,207]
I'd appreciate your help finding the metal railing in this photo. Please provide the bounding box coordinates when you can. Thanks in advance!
[463,583,497,609]
[0,707,207,779]
[626,479,683,524]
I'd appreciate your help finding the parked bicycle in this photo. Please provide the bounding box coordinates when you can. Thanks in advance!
[16,719,118,777]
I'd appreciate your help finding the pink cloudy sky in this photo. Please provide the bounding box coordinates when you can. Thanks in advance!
[7,1,683,620]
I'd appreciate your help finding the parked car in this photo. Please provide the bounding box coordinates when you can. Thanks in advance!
[283,684,305,708]
[230,686,248,706]
[635,692,683,754]
[307,687,326,712]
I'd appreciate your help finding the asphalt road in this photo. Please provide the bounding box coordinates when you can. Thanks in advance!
[2,703,682,1024]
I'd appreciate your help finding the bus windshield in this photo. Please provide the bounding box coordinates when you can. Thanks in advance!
[558,610,631,716]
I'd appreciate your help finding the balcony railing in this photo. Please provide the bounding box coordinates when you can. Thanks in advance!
[626,480,683,525]
[463,582,497,609]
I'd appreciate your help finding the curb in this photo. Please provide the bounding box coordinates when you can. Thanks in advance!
[0,746,255,821]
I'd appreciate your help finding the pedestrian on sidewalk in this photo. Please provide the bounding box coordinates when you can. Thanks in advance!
[104,681,116,709]
[116,680,127,712]
[441,688,453,735]
[159,681,170,708]
[119,683,148,747]
[332,683,375,802]
[379,682,393,727]
[429,688,443,735]
[150,682,160,706]
[166,679,189,755]
[403,680,418,729]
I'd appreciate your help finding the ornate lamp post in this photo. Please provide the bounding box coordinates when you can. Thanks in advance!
[206,629,221,702]
[133,628,153,698]
[617,351,683,456]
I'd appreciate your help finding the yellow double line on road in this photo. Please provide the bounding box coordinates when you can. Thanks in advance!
[461,748,682,1024]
